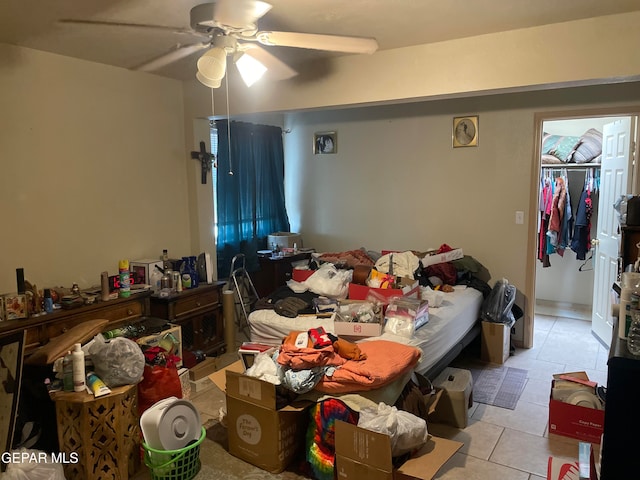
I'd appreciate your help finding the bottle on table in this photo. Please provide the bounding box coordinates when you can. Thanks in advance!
[71,343,86,393]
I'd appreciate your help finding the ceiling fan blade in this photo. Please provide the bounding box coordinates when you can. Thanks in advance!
[239,44,297,80]
[256,31,378,54]
[58,18,199,36]
[135,43,210,72]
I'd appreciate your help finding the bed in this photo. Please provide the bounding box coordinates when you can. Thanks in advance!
[247,285,483,381]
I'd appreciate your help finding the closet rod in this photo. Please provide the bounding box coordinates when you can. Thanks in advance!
[541,162,601,169]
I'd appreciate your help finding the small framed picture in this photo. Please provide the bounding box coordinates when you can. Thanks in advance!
[314,131,337,154]
[452,116,479,148]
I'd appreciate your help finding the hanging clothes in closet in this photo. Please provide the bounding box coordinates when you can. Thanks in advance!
[538,168,573,267]
[570,168,596,261]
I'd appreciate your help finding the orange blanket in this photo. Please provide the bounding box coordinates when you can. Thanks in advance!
[277,343,347,370]
[314,340,421,394]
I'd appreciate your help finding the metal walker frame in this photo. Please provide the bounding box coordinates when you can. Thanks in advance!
[228,254,259,339]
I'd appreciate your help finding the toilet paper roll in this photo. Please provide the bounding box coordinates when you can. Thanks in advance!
[223,290,236,349]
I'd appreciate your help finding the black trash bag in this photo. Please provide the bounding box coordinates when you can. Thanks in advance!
[480,278,516,328]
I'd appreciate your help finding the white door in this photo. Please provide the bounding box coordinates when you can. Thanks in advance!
[592,118,634,346]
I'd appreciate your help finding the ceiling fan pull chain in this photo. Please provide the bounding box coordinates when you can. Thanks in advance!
[225,65,234,176]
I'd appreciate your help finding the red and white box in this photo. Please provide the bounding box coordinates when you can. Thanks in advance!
[548,372,604,444]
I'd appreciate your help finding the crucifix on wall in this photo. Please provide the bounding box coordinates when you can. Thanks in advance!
[191,141,215,184]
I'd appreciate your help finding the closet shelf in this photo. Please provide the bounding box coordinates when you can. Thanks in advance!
[541,162,601,169]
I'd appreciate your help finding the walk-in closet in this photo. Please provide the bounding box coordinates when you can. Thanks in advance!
[534,117,629,322]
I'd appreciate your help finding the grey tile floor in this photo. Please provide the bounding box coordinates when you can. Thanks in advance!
[140,313,609,480]
[428,313,608,479]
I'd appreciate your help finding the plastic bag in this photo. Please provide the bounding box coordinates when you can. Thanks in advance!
[3,449,66,480]
[89,335,145,387]
[480,278,516,327]
[137,363,183,414]
[336,301,380,323]
[420,286,444,307]
[303,263,352,299]
[614,194,633,225]
[358,403,429,457]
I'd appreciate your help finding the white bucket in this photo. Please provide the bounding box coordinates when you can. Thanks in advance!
[140,397,202,450]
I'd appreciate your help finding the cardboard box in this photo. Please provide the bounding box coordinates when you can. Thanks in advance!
[429,367,473,429]
[136,324,183,368]
[348,280,420,301]
[334,420,462,480]
[421,248,464,267]
[480,321,510,364]
[209,363,310,473]
[178,367,191,399]
[237,342,277,370]
[548,372,605,444]
[188,357,217,381]
[130,259,163,285]
[547,442,598,480]
[334,299,385,338]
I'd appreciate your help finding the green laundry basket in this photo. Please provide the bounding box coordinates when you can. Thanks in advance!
[143,426,206,480]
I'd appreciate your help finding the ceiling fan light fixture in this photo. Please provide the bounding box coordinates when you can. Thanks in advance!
[196,71,222,88]
[197,47,227,83]
[235,52,268,87]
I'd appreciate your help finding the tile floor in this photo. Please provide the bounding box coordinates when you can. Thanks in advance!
[428,313,608,479]
[170,313,610,480]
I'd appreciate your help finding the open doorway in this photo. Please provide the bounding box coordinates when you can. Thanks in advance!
[523,107,640,350]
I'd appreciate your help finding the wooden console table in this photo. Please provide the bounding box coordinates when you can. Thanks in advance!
[0,292,151,356]
[150,281,226,359]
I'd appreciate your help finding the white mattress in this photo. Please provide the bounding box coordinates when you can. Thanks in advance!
[248,310,337,345]
[248,286,483,376]
[362,286,483,375]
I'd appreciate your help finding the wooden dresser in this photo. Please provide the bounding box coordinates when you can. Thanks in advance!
[150,281,226,358]
[0,292,151,356]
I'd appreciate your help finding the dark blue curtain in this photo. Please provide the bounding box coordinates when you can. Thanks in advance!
[215,120,290,278]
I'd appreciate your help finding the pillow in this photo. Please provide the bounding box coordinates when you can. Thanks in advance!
[544,135,581,162]
[541,153,563,164]
[567,128,602,164]
[26,318,110,365]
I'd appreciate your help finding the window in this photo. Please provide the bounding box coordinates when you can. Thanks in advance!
[213,120,290,277]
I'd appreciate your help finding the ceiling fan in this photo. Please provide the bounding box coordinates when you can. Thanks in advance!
[59,0,379,88]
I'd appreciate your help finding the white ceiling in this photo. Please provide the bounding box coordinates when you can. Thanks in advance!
[2,0,640,82]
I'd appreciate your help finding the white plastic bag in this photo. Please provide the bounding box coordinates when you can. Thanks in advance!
[3,449,67,480]
[357,402,429,456]
[303,263,352,299]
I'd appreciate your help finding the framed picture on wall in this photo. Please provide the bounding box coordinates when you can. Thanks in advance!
[452,115,479,147]
[314,131,337,154]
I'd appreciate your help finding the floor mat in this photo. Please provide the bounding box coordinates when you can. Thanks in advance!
[469,364,528,410]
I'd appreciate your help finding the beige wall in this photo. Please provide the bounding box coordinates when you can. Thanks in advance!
[3,11,640,342]
[281,87,640,343]
[0,44,191,293]
[184,11,640,118]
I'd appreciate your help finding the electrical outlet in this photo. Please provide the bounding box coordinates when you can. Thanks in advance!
[515,211,524,224]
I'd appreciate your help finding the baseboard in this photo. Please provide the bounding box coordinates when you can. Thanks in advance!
[535,299,591,321]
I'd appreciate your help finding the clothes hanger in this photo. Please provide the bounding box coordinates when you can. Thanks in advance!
[579,252,593,272]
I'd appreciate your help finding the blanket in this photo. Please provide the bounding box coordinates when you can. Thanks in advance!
[278,343,347,370]
[314,340,421,394]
